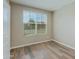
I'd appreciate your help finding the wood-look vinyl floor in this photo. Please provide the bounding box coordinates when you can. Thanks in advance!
[10,41,75,59]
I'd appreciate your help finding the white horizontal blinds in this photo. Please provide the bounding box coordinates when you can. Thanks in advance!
[23,10,47,36]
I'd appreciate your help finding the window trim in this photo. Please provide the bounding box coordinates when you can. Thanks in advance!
[23,10,48,37]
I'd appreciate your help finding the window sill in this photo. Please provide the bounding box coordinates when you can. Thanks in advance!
[24,33,47,38]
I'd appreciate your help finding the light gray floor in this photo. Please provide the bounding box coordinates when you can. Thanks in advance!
[10,41,75,59]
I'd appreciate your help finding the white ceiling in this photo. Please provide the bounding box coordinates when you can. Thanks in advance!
[10,0,74,11]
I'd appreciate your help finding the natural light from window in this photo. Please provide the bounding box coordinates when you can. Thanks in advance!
[23,11,47,36]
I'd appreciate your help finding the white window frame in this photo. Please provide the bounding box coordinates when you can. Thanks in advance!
[23,10,48,37]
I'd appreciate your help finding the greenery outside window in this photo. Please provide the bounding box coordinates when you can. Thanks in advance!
[23,11,47,36]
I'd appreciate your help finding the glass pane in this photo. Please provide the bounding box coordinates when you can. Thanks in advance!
[41,14,47,24]
[36,13,42,24]
[23,11,29,23]
[24,23,35,35]
[37,14,47,33]
[37,24,46,33]
[23,11,36,35]
[29,12,36,24]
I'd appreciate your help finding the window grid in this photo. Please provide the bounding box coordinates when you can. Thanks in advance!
[23,11,47,36]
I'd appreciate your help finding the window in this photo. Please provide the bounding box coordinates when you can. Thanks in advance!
[23,11,47,36]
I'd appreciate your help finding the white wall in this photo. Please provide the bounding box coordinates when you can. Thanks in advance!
[52,2,75,49]
[3,0,10,59]
[11,3,52,48]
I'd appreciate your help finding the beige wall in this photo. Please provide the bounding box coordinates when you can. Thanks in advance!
[52,2,75,49]
[11,3,52,48]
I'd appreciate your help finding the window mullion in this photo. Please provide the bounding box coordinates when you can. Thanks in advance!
[35,22,37,34]
[35,16,37,34]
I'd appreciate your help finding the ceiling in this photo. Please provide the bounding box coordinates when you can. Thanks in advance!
[10,0,74,11]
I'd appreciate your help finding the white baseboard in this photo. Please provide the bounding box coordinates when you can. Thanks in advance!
[11,40,52,49]
[51,39,75,50]
[11,39,75,50]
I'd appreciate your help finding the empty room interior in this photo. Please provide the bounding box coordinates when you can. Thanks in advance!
[3,0,75,59]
